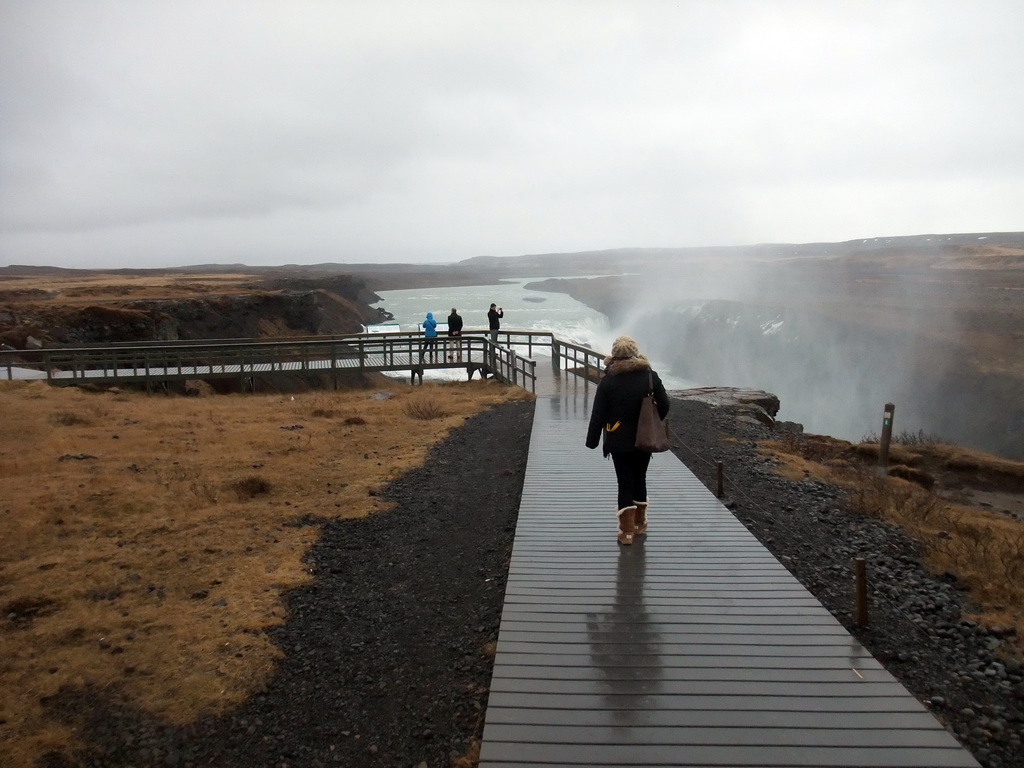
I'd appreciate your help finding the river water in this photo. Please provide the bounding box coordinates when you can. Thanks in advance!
[371,278,694,388]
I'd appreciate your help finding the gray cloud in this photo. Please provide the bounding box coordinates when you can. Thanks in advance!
[1,0,1022,267]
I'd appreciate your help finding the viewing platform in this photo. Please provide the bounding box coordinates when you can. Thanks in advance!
[0,330,586,392]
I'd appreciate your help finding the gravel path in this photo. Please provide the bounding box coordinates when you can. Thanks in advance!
[43,395,1022,768]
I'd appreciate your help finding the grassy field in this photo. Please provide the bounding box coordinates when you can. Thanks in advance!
[0,378,531,767]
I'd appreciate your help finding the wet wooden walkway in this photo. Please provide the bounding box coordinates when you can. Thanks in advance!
[479,367,978,767]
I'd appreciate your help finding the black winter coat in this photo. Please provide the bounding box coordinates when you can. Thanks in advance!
[487,307,503,330]
[585,356,670,456]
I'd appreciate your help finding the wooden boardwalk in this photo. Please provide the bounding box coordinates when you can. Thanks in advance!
[0,332,541,390]
[479,369,979,767]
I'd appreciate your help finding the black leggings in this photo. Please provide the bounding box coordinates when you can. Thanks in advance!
[611,451,652,510]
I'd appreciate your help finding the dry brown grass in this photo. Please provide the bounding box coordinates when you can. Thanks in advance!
[762,434,1024,654]
[847,472,1024,645]
[453,738,482,768]
[851,440,1024,479]
[0,378,532,767]
[404,396,453,420]
[0,272,261,304]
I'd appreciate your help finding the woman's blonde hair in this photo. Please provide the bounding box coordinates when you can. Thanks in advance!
[610,336,639,358]
[603,335,648,367]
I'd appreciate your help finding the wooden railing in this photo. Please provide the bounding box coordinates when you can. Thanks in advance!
[0,330,607,393]
[0,332,546,392]
[549,336,605,381]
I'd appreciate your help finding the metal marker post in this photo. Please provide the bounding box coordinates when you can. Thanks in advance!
[876,402,895,478]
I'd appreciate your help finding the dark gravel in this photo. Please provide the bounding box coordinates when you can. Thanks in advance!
[39,395,1023,768]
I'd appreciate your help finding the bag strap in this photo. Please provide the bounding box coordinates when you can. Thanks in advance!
[647,371,654,396]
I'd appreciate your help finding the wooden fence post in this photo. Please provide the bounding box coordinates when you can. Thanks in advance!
[854,558,869,627]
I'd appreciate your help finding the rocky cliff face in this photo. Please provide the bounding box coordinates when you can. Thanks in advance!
[0,276,392,348]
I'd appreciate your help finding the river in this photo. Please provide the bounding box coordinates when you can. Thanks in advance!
[371,277,695,388]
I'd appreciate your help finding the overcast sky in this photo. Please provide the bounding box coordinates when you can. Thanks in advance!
[1,0,1022,268]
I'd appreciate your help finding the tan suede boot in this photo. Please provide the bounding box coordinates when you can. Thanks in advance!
[616,506,637,545]
[634,501,649,536]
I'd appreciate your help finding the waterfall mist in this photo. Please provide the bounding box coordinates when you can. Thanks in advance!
[604,256,1022,459]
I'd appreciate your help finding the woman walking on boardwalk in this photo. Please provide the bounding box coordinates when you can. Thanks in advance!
[585,336,670,545]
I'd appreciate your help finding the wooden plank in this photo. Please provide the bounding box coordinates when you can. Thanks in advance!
[489,653,882,671]
[484,706,950,729]
[494,604,853,617]
[483,723,966,748]
[495,630,865,644]
[484,691,934,713]
[494,641,876,658]
[490,617,854,631]
[480,744,976,768]
[488,678,915,698]
[485,665,895,683]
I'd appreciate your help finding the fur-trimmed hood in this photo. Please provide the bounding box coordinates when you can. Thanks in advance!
[603,355,651,375]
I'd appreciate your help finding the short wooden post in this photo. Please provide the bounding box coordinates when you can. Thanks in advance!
[854,558,869,627]
[716,461,725,498]
[876,402,895,478]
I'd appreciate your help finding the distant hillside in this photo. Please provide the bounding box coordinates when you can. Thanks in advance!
[5,231,1021,280]
[458,232,1024,275]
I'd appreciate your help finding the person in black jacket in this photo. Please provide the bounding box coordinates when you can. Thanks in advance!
[446,307,464,361]
[586,336,670,545]
[487,303,503,344]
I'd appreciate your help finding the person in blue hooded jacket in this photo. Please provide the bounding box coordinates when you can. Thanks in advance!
[419,311,438,361]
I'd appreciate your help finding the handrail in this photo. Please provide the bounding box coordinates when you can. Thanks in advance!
[550,337,605,382]
[100,328,558,349]
[0,332,553,392]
